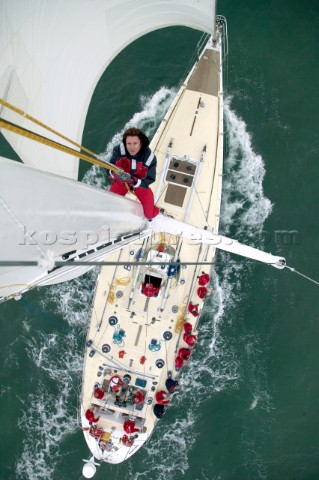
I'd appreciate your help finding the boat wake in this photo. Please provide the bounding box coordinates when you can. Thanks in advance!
[14,90,272,480]
[15,271,98,480]
[221,96,272,241]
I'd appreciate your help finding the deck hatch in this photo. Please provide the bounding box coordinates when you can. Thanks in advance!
[169,158,197,174]
[165,170,194,187]
[164,157,197,207]
[165,158,197,188]
[164,184,187,207]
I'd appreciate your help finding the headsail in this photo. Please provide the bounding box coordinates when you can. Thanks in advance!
[0,0,215,179]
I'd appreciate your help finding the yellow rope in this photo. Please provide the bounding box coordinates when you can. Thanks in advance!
[107,277,131,303]
[0,98,97,158]
[0,117,126,174]
[175,306,186,333]
[0,98,129,177]
[0,283,30,290]
[115,277,131,286]
[107,287,115,304]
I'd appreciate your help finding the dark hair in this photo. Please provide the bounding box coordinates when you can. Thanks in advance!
[123,127,150,152]
[123,127,144,142]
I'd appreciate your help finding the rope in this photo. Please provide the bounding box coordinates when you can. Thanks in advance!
[0,117,128,176]
[0,98,97,158]
[0,104,129,179]
[286,265,319,286]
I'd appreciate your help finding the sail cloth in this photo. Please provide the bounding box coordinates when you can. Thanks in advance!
[0,0,216,180]
[0,157,145,299]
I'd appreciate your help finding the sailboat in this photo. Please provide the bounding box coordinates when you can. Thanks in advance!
[0,1,286,477]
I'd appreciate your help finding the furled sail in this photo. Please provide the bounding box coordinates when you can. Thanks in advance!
[0,0,215,179]
[0,157,146,300]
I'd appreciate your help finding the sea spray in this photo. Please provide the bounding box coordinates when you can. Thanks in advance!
[15,271,97,479]
[221,96,272,241]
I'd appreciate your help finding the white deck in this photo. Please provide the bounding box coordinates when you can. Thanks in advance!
[81,38,224,464]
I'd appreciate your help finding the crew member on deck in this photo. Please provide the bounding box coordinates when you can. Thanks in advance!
[109,127,160,220]
[141,282,160,297]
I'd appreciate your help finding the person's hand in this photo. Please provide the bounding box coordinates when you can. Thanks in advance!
[131,176,139,186]
[115,157,130,172]
[109,171,119,181]
[125,176,138,186]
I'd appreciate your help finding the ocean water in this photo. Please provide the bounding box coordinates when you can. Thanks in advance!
[1,1,319,479]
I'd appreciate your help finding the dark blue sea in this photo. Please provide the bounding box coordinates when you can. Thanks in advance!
[1,1,319,479]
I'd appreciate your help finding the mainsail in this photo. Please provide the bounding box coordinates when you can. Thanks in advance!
[0,0,216,179]
[0,157,146,300]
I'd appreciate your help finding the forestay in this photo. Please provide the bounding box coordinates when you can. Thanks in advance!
[0,0,215,179]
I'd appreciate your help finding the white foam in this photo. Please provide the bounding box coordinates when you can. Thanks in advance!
[15,273,95,479]
[131,411,197,480]
[39,268,98,327]
[16,382,77,480]
[16,331,83,479]
[222,96,272,240]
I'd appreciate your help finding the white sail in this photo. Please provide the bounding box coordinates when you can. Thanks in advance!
[149,215,286,269]
[0,157,146,300]
[0,0,215,179]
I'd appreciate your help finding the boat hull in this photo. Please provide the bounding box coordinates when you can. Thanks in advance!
[81,31,225,466]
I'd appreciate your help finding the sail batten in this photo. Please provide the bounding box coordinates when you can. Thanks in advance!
[0,0,215,179]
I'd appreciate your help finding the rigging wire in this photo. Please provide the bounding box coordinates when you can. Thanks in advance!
[193,184,211,229]
[0,259,278,268]
[285,266,319,286]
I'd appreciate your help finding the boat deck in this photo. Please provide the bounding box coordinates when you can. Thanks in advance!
[81,41,224,463]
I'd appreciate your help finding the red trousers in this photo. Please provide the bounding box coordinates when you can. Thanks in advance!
[110,180,160,219]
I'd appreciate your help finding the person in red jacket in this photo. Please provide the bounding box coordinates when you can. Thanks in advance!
[109,127,160,220]
[155,390,171,405]
[141,282,160,297]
